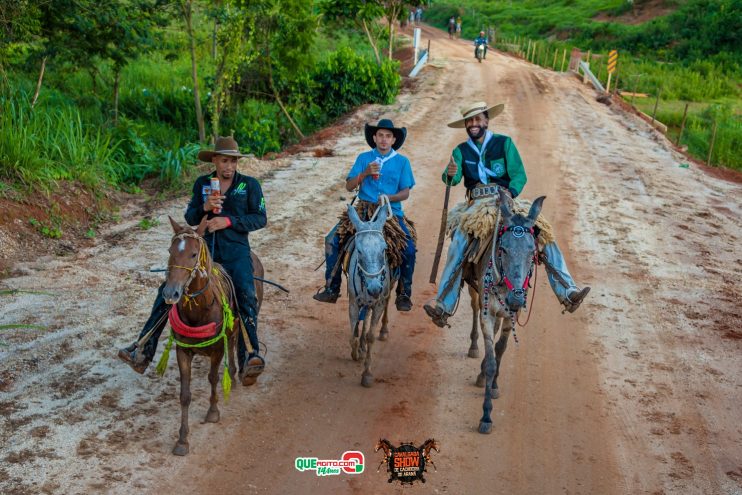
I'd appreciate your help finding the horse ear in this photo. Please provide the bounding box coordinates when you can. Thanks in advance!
[527,196,546,225]
[195,215,208,237]
[498,188,514,220]
[169,215,183,233]
[347,204,363,231]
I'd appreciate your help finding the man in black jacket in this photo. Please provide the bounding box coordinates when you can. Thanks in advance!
[118,136,267,383]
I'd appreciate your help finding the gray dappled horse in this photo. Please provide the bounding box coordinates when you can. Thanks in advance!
[462,189,544,434]
[346,199,394,388]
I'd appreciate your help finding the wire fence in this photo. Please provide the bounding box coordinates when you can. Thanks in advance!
[491,35,741,170]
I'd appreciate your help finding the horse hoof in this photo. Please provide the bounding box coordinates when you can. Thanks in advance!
[468,348,480,359]
[478,421,493,434]
[361,374,374,388]
[492,387,500,399]
[378,329,389,341]
[475,373,486,388]
[205,409,220,423]
[172,442,189,456]
[241,374,257,386]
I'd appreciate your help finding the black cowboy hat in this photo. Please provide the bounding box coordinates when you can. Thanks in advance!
[197,135,249,162]
[364,119,407,150]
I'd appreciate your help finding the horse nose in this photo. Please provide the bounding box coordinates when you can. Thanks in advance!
[506,290,525,311]
[367,283,383,298]
[163,285,181,304]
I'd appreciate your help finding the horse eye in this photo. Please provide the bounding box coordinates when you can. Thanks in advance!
[191,252,197,258]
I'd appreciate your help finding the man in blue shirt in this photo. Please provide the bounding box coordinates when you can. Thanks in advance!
[474,31,488,59]
[314,119,417,311]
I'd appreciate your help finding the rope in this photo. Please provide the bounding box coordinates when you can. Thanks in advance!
[516,256,538,327]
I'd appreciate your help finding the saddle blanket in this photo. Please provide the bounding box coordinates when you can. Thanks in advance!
[169,305,217,338]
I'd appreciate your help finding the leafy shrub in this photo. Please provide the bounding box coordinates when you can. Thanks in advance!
[310,47,400,120]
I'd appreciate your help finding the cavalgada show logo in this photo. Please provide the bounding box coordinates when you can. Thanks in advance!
[375,438,440,485]
[295,451,364,476]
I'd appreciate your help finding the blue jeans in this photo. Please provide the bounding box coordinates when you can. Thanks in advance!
[435,228,577,313]
[324,217,416,296]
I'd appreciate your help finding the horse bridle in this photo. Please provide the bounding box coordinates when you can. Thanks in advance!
[168,232,212,300]
[353,228,389,289]
[495,224,538,299]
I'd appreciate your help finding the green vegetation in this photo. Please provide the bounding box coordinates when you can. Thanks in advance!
[0,0,405,201]
[427,0,741,169]
[28,217,62,239]
[138,217,161,230]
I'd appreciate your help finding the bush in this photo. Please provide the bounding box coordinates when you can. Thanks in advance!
[310,47,400,120]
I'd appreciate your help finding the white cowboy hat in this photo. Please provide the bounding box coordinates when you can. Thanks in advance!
[447,101,505,128]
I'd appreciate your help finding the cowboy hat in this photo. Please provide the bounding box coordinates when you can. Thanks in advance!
[364,119,407,150]
[447,101,505,128]
[197,136,249,162]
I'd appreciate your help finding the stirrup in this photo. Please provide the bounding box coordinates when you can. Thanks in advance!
[240,355,265,386]
[423,302,451,328]
[562,287,590,314]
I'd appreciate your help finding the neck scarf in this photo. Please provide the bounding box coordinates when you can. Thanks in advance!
[466,130,495,184]
[374,148,397,170]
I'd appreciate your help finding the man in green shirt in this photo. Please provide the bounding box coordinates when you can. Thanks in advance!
[424,102,590,327]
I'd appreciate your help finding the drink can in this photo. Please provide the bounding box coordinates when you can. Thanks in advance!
[210,177,222,214]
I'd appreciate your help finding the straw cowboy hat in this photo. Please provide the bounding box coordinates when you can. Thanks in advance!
[447,101,505,128]
[364,118,407,150]
[197,136,249,162]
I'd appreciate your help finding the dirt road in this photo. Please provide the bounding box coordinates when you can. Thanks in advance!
[1,27,740,495]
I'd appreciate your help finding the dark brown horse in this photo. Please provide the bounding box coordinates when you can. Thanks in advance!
[161,216,263,455]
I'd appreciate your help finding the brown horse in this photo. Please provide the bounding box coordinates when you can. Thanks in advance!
[375,438,394,472]
[420,438,440,472]
[161,216,263,455]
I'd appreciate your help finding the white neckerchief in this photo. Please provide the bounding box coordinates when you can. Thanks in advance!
[373,148,397,171]
[466,130,495,184]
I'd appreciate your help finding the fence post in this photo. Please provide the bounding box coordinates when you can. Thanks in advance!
[651,87,662,126]
[560,48,567,72]
[552,49,558,70]
[676,103,689,146]
[427,39,431,61]
[631,75,640,106]
[707,118,718,166]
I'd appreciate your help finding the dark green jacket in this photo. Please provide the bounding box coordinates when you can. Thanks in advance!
[185,172,267,262]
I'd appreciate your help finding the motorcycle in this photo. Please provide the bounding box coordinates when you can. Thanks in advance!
[476,43,486,63]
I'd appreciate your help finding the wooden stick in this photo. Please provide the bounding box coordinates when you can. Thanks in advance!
[707,118,718,166]
[651,87,662,126]
[560,48,567,72]
[676,103,689,146]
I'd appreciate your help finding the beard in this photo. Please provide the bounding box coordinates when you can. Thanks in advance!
[466,124,487,140]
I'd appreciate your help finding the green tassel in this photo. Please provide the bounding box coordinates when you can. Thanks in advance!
[221,332,231,402]
[156,333,174,376]
[221,296,234,332]
[222,364,232,403]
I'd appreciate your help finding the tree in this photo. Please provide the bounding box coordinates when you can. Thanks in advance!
[319,0,385,65]
[238,0,318,139]
[179,0,207,143]
[0,0,43,90]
